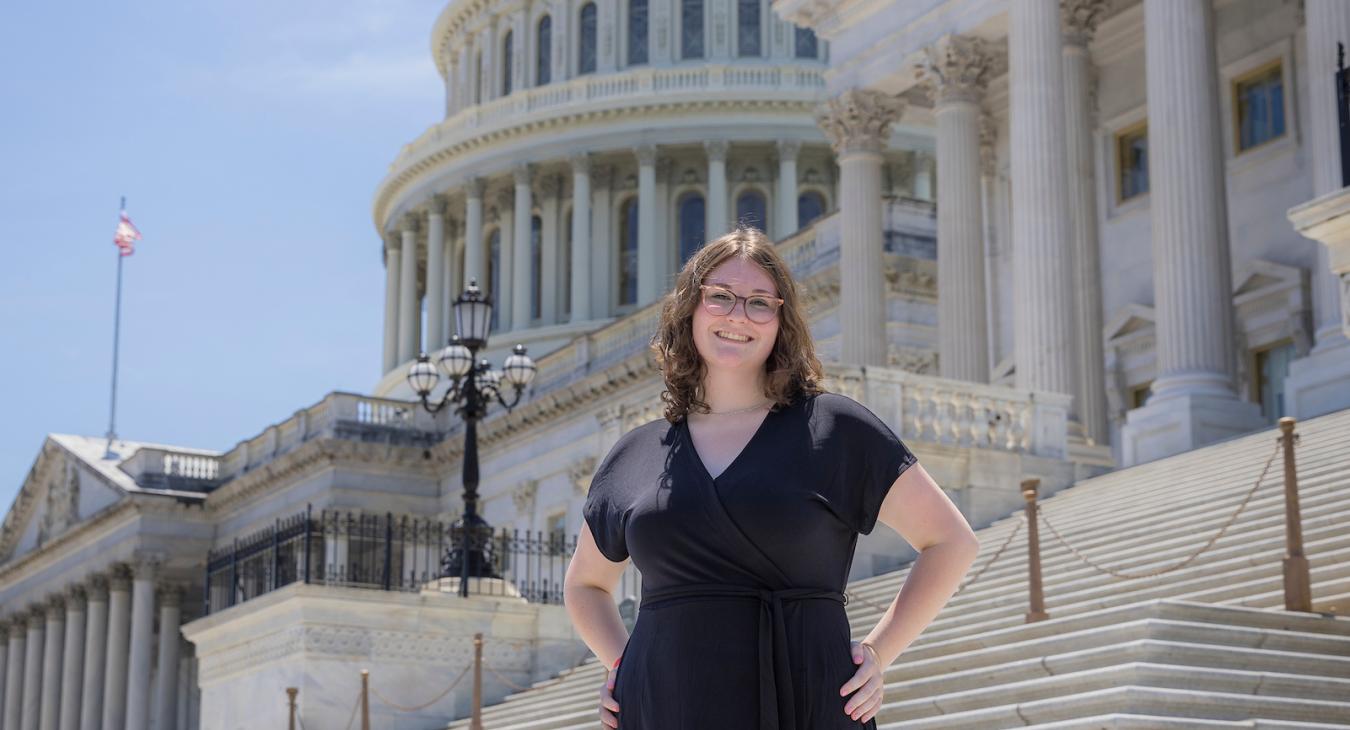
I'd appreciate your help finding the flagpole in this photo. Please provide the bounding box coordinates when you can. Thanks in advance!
[105,196,126,458]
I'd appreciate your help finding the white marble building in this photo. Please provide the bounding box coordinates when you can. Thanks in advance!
[3,0,1348,728]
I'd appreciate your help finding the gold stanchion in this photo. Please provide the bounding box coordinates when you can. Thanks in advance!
[286,687,298,730]
[471,633,484,730]
[361,669,371,730]
[1280,417,1312,612]
[1023,478,1049,623]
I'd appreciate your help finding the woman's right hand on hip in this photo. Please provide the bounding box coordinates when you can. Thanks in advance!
[599,664,621,728]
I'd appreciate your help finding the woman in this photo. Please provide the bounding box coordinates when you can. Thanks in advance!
[563,227,980,729]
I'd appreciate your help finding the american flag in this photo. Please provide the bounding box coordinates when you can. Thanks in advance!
[113,209,140,257]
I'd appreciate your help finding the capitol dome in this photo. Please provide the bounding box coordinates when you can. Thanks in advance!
[371,0,869,397]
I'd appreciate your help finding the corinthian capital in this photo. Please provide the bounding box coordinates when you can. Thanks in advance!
[1061,0,1109,47]
[917,34,994,105]
[815,89,905,156]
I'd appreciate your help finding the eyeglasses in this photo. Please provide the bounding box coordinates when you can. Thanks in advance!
[698,284,784,324]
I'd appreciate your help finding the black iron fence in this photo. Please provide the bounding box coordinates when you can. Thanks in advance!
[203,505,580,615]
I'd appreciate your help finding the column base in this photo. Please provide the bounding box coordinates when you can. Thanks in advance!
[1119,390,1266,467]
[1285,334,1350,420]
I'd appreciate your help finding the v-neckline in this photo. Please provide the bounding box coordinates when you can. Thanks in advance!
[681,401,783,484]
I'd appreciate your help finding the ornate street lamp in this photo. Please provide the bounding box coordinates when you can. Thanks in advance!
[406,279,536,597]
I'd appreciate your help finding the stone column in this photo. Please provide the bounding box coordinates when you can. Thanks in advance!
[1122,0,1264,464]
[705,141,729,237]
[464,179,486,291]
[425,196,448,352]
[4,618,24,730]
[1062,0,1110,445]
[1307,0,1350,348]
[920,34,993,384]
[496,187,517,329]
[775,140,800,239]
[539,174,561,324]
[636,144,659,305]
[78,577,107,730]
[56,590,83,730]
[817,88,904,366]
[101,568,131,730]
[1009,0,1079,423]
[397,213,421,362]
[21,607,43,730]
[570,154,593,322]
[123,557,158,730]
[38,600,63,730]
[590,166,614,317]
[151,586,181,730]
[512,163,534,331]
[381,233,401,374]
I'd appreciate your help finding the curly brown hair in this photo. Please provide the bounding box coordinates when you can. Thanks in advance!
[649,225,825,422]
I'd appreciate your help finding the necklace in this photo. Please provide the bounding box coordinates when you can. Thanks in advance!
[704,399,773,416]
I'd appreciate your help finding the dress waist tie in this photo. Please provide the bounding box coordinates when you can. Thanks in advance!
[639,584,848,730]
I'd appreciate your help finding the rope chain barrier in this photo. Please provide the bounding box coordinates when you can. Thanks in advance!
[482,643,599,693]
[368,661,474,713]
[1037,437,1283,580]
[843,511,1025,614]
[342,689,363,730]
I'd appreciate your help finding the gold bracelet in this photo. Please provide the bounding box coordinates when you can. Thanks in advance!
[860,641,881,667]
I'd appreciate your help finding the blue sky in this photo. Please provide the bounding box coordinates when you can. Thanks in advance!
[0,0,444,507]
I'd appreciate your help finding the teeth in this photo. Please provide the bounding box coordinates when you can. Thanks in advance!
[716,331,750,342]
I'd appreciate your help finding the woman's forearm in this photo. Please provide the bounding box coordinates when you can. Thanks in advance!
[862,539,980,668]
[564,584,631,668]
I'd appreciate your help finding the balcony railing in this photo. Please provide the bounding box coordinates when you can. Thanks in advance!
[203,506,603,615]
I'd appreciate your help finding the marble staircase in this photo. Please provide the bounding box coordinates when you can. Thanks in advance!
[445,408,1350,729]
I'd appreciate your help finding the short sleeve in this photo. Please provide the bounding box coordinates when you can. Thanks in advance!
[582,443,631,563]
[817,393,919,535]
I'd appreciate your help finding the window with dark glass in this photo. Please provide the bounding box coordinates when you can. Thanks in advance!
[1116,122,1148,202]
[537,16,552,86]
[794,25,817,59]
[503,30,514,95]
[629,0,649,66]
[531,215,542,319]
[682,0,704,60]
[678,193,706,266]
[737,0,760,57]
[1254,340,1295,423]
[797,191,825,229]
[1234,61,1285,152]
[736,190,766,231]
[579,3,598,74]
[619,198,639,305]
[474,52,483,104]
[488,229,501,332]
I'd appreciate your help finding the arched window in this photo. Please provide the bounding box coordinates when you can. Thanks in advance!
[487,229,501,332]
[502,30,514,96]
[474,51,483,104]
[618,198,639,306]
[531,215,543,319]
[562,209,573,317]
[629,0,649,66]
[736,190,767,231]
[737,0,760,58]
[677,193,706,266]
[456,241,466,293]
[537,16,552,85]
[794,25,817,59]
[579,3,598,75]
[681,0,704,59]
[797,191,825,229]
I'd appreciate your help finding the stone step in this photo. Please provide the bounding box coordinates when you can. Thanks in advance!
[1020,714,1350,729]
[875,685,1350,729]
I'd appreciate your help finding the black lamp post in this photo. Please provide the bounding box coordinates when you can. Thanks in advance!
[406,278,536,597]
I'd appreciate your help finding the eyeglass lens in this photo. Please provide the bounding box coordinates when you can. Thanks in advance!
[703,287,779,323]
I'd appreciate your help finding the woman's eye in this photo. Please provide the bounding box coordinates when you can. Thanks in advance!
[710,292,735,304]
[748,298,772,311]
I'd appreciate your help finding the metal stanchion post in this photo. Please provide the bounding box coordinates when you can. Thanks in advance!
[1279,417,1312,612]
[286,687,297,730]
[361,669,371,730]
[472,633,484,730]
[1022,478,1049,623]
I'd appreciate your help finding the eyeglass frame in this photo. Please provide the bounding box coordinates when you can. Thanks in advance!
[697,284,785,323]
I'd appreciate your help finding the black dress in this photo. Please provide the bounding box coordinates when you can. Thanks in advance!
[583,391,919,730]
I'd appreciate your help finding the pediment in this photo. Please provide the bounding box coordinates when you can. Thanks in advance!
[1103,303,1156,343]
[1232,259,1305,303]
[0,436,126,566]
